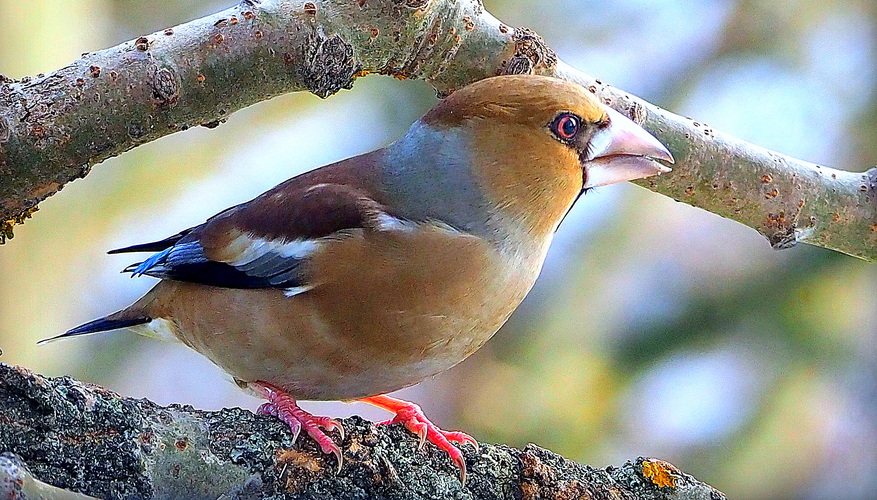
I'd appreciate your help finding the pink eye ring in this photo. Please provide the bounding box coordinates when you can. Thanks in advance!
[551,113,580,141]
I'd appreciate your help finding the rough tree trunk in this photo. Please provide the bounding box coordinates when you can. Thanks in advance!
[0,364,724,500]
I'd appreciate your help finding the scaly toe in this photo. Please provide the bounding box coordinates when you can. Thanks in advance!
[251,382,344,472]
[360,395,472,483]
[442,430,479,451]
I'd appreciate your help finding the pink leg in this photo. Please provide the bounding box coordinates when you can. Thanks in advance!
[251,382,344,471]
[359,394,477,483]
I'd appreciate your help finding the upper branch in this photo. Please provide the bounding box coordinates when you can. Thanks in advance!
[552,64,877,261]
[0,0,874,260]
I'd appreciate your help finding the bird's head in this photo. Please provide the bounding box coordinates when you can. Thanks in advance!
[419,75,673,237]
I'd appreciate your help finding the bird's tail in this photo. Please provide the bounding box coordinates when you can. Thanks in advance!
[39,311,151,345]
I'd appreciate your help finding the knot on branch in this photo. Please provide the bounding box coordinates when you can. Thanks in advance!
[501,27,557,76]
[765,210,799,250]
[151,67,179,107]
[297,32,358,99]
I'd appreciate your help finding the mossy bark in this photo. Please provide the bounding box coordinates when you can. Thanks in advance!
[0,363,724,500]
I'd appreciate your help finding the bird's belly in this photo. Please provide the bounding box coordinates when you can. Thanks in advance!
[154,227,540,400]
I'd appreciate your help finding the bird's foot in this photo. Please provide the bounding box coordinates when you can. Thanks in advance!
[360,394,477,483]
[252,382,344,471]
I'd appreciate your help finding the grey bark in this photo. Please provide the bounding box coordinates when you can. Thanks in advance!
[0,0,874,259]
[0,363,725,500]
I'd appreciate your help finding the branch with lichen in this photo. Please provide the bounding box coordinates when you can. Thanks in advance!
[0,0,874,258]
[0,363,723,500]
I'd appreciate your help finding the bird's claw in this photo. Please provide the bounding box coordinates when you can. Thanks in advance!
[444,431,480,453]
[257,402,276,415]
[314,415,345,441]
[253,383,345,472]
[368,398,476,484]
[308,416,346,472]
[326,442,344,474]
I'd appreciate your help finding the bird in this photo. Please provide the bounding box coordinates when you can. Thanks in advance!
[48,74,673,482]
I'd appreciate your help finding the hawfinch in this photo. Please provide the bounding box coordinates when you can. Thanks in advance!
[51,75,673,481]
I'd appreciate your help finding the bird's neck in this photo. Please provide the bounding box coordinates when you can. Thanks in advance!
[381,122,493,236]
[381,122,579,248]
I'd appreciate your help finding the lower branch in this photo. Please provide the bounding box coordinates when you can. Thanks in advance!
[0,363,724,500]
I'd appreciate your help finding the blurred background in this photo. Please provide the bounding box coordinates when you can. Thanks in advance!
[1,0,875,498]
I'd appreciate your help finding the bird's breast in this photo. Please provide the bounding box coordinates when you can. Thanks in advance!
[152,223,546,400]
[304,224,543,393]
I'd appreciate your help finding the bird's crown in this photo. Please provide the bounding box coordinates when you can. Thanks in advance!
[422,75,607,132]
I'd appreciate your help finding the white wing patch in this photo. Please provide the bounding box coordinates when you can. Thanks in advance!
[225,233,322,268]
[374,212,417,232]
[284,285,314,297]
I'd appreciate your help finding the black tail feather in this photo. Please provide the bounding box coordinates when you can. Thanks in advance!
[39,316,150,344]
[108,229,192,254]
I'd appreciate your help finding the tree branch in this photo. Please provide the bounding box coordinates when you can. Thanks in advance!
[0,363,724,500]
[1,0,874,259]
[551,63,877,261]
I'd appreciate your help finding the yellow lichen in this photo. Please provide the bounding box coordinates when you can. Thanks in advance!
[642,459,677,489]
[0,206,39,244]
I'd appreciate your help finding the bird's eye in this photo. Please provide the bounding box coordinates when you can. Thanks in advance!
[551,114,580,141]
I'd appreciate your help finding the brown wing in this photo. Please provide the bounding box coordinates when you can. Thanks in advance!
[116,181,393,290]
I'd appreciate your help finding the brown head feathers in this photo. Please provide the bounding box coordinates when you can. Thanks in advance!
[422,75,607,132]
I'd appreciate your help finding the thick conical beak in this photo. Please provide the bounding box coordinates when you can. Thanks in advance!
[582,106,674,189]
